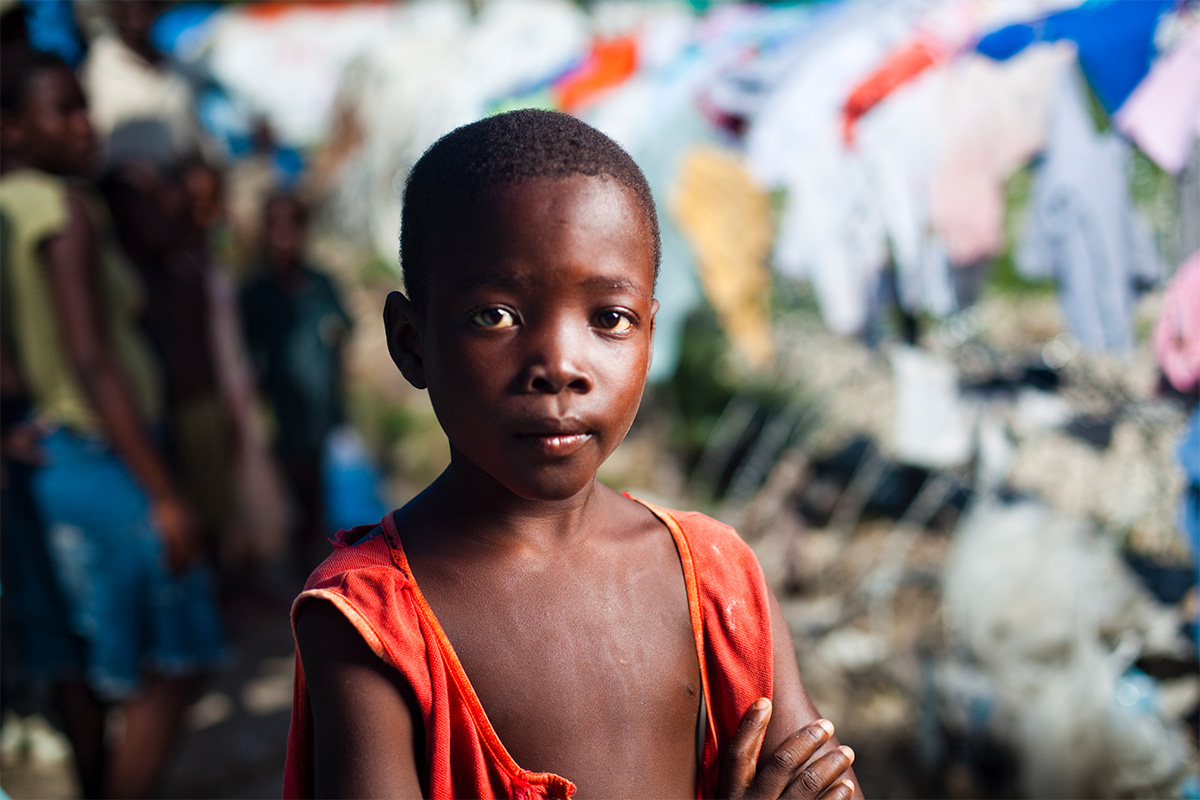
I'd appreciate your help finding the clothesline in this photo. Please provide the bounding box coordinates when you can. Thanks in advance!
[136,0,1200,376]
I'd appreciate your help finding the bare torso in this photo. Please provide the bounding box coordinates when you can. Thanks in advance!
[398,485,702,797]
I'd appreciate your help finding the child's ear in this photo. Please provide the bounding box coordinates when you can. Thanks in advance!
[383,290,427,390]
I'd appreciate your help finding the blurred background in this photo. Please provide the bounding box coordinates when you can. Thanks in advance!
[1,0,1198,797]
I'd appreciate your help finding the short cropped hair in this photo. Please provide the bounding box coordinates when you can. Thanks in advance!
[399,109,661,305]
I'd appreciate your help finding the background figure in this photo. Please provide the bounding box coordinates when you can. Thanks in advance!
[80,0,209,167]
[0,48,225,798]
[240,192,351,575]
[0,210,82,738]
[177,157,294,596]
[224,117,304,277]
[99,159,238,578]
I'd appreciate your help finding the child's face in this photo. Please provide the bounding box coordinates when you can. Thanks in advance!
[398,174,658,502]
[7,66,94,174]
[263,199,306,265]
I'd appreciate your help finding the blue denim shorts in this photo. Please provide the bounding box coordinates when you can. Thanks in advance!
[31,428,228,701]
[1,459,85,686]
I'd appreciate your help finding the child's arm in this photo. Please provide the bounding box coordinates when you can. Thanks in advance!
[295,599,424,799]
[43,189,200,572]
[717,591,863,799]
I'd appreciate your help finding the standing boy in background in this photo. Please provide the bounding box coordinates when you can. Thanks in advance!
[241,192,352,574]
[286,109,861,799]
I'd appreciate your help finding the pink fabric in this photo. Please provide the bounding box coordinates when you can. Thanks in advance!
[929,44,1073,266]
[1154,250,1200,393]
[1114,30,1200,175]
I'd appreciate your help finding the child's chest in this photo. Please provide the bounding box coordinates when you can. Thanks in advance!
[414,533,703,796]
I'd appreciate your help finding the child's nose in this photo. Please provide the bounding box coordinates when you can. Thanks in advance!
[521,324,592,395]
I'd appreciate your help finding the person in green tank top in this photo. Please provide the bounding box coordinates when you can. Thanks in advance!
[0,47,225,799]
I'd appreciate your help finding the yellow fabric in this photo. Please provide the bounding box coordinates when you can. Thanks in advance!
[0,169,163,432]
[670,145,774,370]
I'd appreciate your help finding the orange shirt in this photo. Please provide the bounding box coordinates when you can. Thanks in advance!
[283,496,773,799]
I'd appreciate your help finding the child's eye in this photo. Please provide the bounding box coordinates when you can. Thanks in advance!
[470,307,517,329]
[593,310,634,333]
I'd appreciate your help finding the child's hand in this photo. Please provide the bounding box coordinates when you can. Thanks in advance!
[717,698,856,800]
[151,494,203,573]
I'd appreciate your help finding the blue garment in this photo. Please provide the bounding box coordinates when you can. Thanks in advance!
[1,459,83,686]
[975,0,1171,113]
[31,428,227,702]
[1179,407,1200,559]
[1017,67,1161,352]
[21,0,84,67]
[1180,406,1200,651]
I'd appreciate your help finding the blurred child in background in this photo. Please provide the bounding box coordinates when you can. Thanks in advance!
[240,192,352,576]
[0,47,225,799]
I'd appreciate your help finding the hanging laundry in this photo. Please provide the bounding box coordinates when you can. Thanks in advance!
[1114,28,1200,176]
[975,0,1172,114]
[854,64,956,320]
[745,2,918,334]
[839,0,993,146]
[670,145,774,370]
[553,35,638,112]
[930,43,1075,267]
[841,37,941,145]
[1153,250,1200,394]
[1017,67,1162,353]
[698,3,825,134]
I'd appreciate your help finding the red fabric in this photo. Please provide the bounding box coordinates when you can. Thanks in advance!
[283,496,773,799]
[553,36,638,113]
[841,39,939,145]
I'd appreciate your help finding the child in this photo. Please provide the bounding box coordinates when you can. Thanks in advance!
[0,48,226,799]
[286,110,861,799]
[241,191,352,573]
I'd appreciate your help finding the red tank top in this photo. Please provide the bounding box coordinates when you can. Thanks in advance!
[283,496,774,799]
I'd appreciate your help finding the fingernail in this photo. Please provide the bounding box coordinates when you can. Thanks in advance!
[839,745,855,762]
[816,718,834,735]
[753,697,770,711]
[839,779,855,794]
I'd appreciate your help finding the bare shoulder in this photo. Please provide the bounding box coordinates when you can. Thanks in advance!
[295,599,424,798]
[601,484,671,534]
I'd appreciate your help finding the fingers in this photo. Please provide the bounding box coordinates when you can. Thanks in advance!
[718,697,773,799]
[791,748,854,799]
[819,778,856,800]
[753,721,855,800]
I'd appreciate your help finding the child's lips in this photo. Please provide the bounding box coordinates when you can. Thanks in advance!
[515,431,592,458]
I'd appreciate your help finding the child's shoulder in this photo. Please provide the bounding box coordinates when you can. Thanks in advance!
[626,494,766,589]
[302,515,408,590]
[627,494,754,554]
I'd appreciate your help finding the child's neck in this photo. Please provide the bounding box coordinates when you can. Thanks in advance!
[411,461,610,556]
[267,256,302,284]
